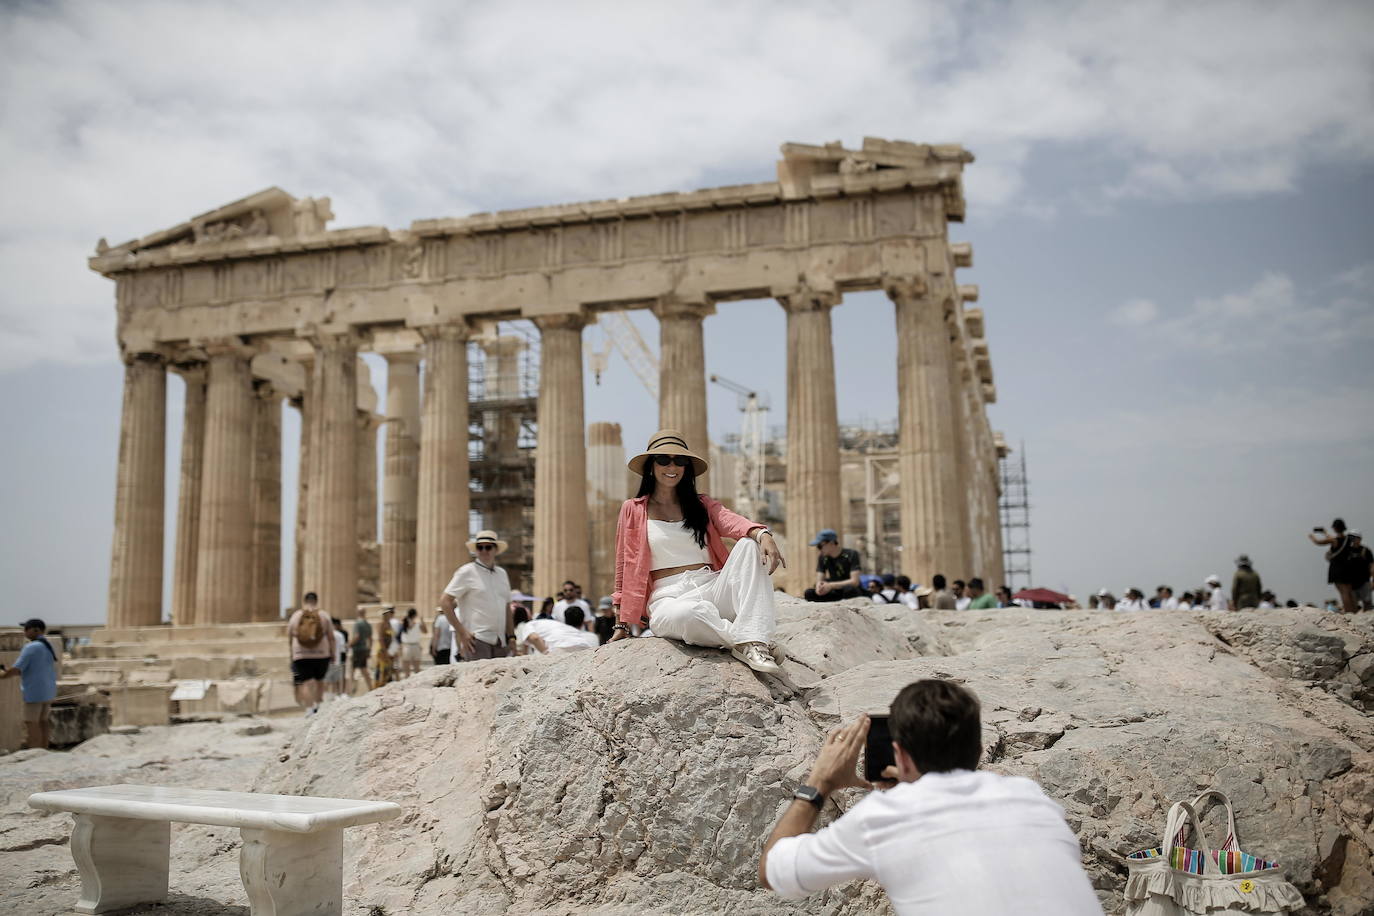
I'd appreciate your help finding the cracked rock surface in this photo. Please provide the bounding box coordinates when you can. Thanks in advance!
[3,602,1372,915]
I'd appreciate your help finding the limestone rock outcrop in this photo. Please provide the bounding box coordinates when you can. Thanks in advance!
[5,602,1373,915]
[244,602,1372,915]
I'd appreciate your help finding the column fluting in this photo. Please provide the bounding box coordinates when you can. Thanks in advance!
[170,363,206,627]
[415,325,470,609]
[108,352,168,629]
[889,277,967,585]
[533,314,589,599]
[250,381,282,622]
[778,287,842,596]
[380,352,420,605]
[303,332,359,619]
[193,342,255,625]
[654,298,713,468]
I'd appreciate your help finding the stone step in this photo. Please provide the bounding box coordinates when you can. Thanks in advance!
[75,639,292,660]
[90,622,289,644]
[68,656,283,680]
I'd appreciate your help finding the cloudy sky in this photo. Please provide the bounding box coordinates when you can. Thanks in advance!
[2,0,1372,621]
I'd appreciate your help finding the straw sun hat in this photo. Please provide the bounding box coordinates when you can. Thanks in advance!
[465,529,508,555]
[627,428,709,476]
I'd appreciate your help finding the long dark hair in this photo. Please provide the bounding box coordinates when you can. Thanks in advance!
[637,462,709,548]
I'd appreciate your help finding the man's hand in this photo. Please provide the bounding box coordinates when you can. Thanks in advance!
[457,626,476,658]
[816,581,831,596]
[807,714,872,794]
[758,533,786,575]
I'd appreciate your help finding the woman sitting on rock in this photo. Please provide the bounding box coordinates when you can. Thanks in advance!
[608,429,786,673]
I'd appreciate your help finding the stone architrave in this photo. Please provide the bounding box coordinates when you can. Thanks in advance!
[108,352,168,629]
[250,381,282,622]
[533,314,589,599]
[303,331,359,620]
[414,325,470,609]
[586,422,625,603]
[653,297,714,470]
[193,341,255,625]
[380,353,420,605]
[777,287,842,596]
[170,363,206,627]
[888,277,967,585]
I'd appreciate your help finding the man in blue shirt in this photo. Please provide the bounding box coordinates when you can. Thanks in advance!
[2,618,59,749]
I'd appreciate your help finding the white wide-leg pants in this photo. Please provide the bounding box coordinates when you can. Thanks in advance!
[648,538,776,648]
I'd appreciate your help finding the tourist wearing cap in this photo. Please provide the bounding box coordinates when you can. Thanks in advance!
[609,429,786,674]
[1205,574,1232,611]
[1231,554,1263,610]
[439,530,514,660]
[1,618,59,749]
[804,529,863,602]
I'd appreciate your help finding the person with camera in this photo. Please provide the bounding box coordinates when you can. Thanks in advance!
[608,429,786,674]
[1311,519,1361,614]
[758,679,1102,914]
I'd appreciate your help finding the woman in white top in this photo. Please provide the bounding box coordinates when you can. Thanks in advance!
[397,608,427,677]
[609,429,787,673]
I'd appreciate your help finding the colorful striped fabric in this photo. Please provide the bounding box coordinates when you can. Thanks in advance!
[1127,845,1278,875]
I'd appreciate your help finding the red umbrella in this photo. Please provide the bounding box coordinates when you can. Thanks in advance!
[1013,588,1071,605]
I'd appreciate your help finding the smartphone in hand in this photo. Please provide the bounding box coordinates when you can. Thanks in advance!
[864,714,895,783]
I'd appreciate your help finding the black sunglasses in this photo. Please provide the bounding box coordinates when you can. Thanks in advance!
[653,455,690,467]
[475,543,497,551]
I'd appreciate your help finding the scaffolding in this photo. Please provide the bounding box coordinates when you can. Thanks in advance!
[467,320,540,591]
[999,444,1032,589]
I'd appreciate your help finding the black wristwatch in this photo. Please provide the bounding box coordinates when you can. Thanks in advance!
[792,785,825,808]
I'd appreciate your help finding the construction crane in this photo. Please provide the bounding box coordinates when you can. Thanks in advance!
[709,373,769,520]
[585,312,659,400]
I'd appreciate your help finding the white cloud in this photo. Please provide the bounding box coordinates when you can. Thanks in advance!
[1109,268,1374,353]
[1,0,1372,368]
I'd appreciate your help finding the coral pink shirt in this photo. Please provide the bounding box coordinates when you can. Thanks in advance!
[613,494,764,626]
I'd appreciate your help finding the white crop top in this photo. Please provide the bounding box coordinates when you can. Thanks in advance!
[648,519,710,569]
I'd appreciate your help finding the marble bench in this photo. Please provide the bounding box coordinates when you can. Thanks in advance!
[28,783,401,916]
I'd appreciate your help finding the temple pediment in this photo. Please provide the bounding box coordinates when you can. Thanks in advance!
[96,187,334,258]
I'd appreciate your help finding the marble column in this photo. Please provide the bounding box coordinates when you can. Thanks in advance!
[950,363,978,577]
[415,326,470,609]
[380,353,420,605]
[289,382,309,610]
[170,363,206,627]
[356,411,379,544]
[533,314,589,599]
[481,336,528,572]
[193,342,255,625]
[889,278,967,585]
[777,287,842,595]
[587,421,625,603]
[250,382,282,622]
[303,332,359,619]
[654,297,713,464]
[107,352,168,629]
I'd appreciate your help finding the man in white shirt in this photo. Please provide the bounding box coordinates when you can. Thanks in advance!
[551,580,593,629]
[759,679,1103,916]
[439,530,514,660]
[1157,586,1179,610]
[953,579,971,610]
[515,606,599,654]
[1206,574,1232,611]
[1117,587,1148,611]
[430,608,454,664]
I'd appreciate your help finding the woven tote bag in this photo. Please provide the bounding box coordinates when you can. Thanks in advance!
[1123,790,1303,915]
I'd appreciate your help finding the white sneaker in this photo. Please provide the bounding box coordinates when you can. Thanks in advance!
[731,642,782,674]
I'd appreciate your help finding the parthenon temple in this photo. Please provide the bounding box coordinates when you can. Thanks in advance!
[94,137,1003,627]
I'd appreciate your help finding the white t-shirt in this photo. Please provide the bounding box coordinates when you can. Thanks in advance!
[870,589,902,606]
[1257,600,1275,609]
[433,615,453,652]
[443,561,512,644]
[399,621,424,645]
[765,770,1101,916]
[552,598,592,626]
[1117,598,1147,612]
[1159,597,1179,610]
[515,619,599,653]
[1208,587,1231,611]
[955,597,971,610]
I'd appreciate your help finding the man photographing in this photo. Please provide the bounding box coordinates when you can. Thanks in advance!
[758,679,1102,914]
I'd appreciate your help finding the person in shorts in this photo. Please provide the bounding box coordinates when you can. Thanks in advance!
[1,617,59,749]
[286,592,335,714]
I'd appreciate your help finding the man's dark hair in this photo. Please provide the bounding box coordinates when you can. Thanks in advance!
[890,679,982,774]
[303,591,318,603]
[635,462,708,548]
[562,580,576,588]
[896,575,912,591]
[932,574,947,590]
[564,606,585,628]
[513,607,529,626]
[953,579,966,589]
[969,577,984,591]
